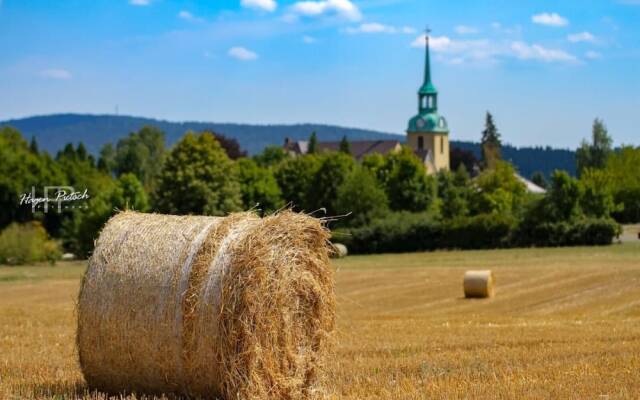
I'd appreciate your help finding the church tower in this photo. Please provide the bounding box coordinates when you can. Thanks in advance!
[407,30,450,173]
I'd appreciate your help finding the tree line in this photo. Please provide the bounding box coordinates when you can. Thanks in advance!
[0,112,638,262]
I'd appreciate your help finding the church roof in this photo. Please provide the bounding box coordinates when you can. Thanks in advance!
[515,174,547,194]
[418,32,437,95]
[284,139,402,160]
[407,113,449,134]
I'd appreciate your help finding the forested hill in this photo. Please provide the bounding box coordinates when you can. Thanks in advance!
[0,113,576,177]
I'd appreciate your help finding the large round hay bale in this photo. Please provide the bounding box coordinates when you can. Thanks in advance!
[463,270,495,298]
[77,211,335,399]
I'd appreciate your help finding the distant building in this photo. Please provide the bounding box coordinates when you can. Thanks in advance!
[515,174,547,194]
[283,138,401,160]
[284,31,450,174]
[406,30,450,174]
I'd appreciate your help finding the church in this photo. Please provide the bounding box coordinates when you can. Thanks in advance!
[284,32,450,174]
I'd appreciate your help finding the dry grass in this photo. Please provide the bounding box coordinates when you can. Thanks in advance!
[2,244,640,399]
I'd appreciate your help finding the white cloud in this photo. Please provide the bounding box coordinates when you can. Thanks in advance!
[302,35,317,44]
[40,69,72,80]
[289,0,362,21]
[345,22,415,35]
[411,34,499,63]
[241,0,277,12]
[532,12,569,27]
[178,11,203,22]
[511,41,577,62]
[411,34,578,64]
[585,50,602,59]
[491,22,522,35]
[455,25,478,35]
[567,31,596,43]
[129,0,151,6]
[228,46,258,61]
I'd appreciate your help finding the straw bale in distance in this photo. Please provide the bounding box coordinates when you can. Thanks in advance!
[463,270,495,298]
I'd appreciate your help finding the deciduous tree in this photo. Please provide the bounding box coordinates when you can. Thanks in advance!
[154,132,242,215]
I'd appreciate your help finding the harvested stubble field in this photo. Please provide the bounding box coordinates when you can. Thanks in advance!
[1,244,639,399]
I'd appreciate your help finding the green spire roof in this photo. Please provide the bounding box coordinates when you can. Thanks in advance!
[407,29,449,135]
[419,32,437,95]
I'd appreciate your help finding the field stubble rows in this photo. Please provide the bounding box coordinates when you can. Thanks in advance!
[1,244,639,399]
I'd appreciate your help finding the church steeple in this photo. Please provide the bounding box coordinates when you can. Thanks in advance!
[418,28,438,113]
[406,27,450,173]
[424,31,432,87]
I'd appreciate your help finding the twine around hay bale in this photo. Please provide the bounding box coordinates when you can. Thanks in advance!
[77,210,335,399]
[463,270,495,298]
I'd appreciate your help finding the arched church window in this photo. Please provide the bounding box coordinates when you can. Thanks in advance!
[440,136,444,154]
[418,136,424,150]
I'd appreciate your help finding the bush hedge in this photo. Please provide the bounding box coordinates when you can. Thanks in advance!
[514,217,622,247]
[339,212,620,254]
[0,222,62,265]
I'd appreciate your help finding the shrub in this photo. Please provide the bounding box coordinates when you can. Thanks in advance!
[612,187,640,224]
[440,214,516,250]
[342,212,514,254]
[0,222,62,265]
[342,212,619,254]
[514,218,621,247]
[340,212,438,254]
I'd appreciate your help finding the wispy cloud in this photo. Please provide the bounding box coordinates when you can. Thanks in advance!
[411,34,578,64]
[585,50,602,59]
[228,46,258,61]
[345,23,415,34]
[302,35,318,44]
[129,0,151,6]
[491,22,522,35]
[567,31,596,43]
[241,0,277,12]
[532,12,569,27]
[511,41,577,62]
[178,11,204,23]
[411,35,499,63]
[40,69,72,80]
[454,25,478,35]
[288,0,362,22]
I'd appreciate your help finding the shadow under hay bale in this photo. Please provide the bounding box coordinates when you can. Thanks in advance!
[77,211,335,400]
[463,270,495,299]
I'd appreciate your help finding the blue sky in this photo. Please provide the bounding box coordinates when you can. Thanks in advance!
[0,0,638,148]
